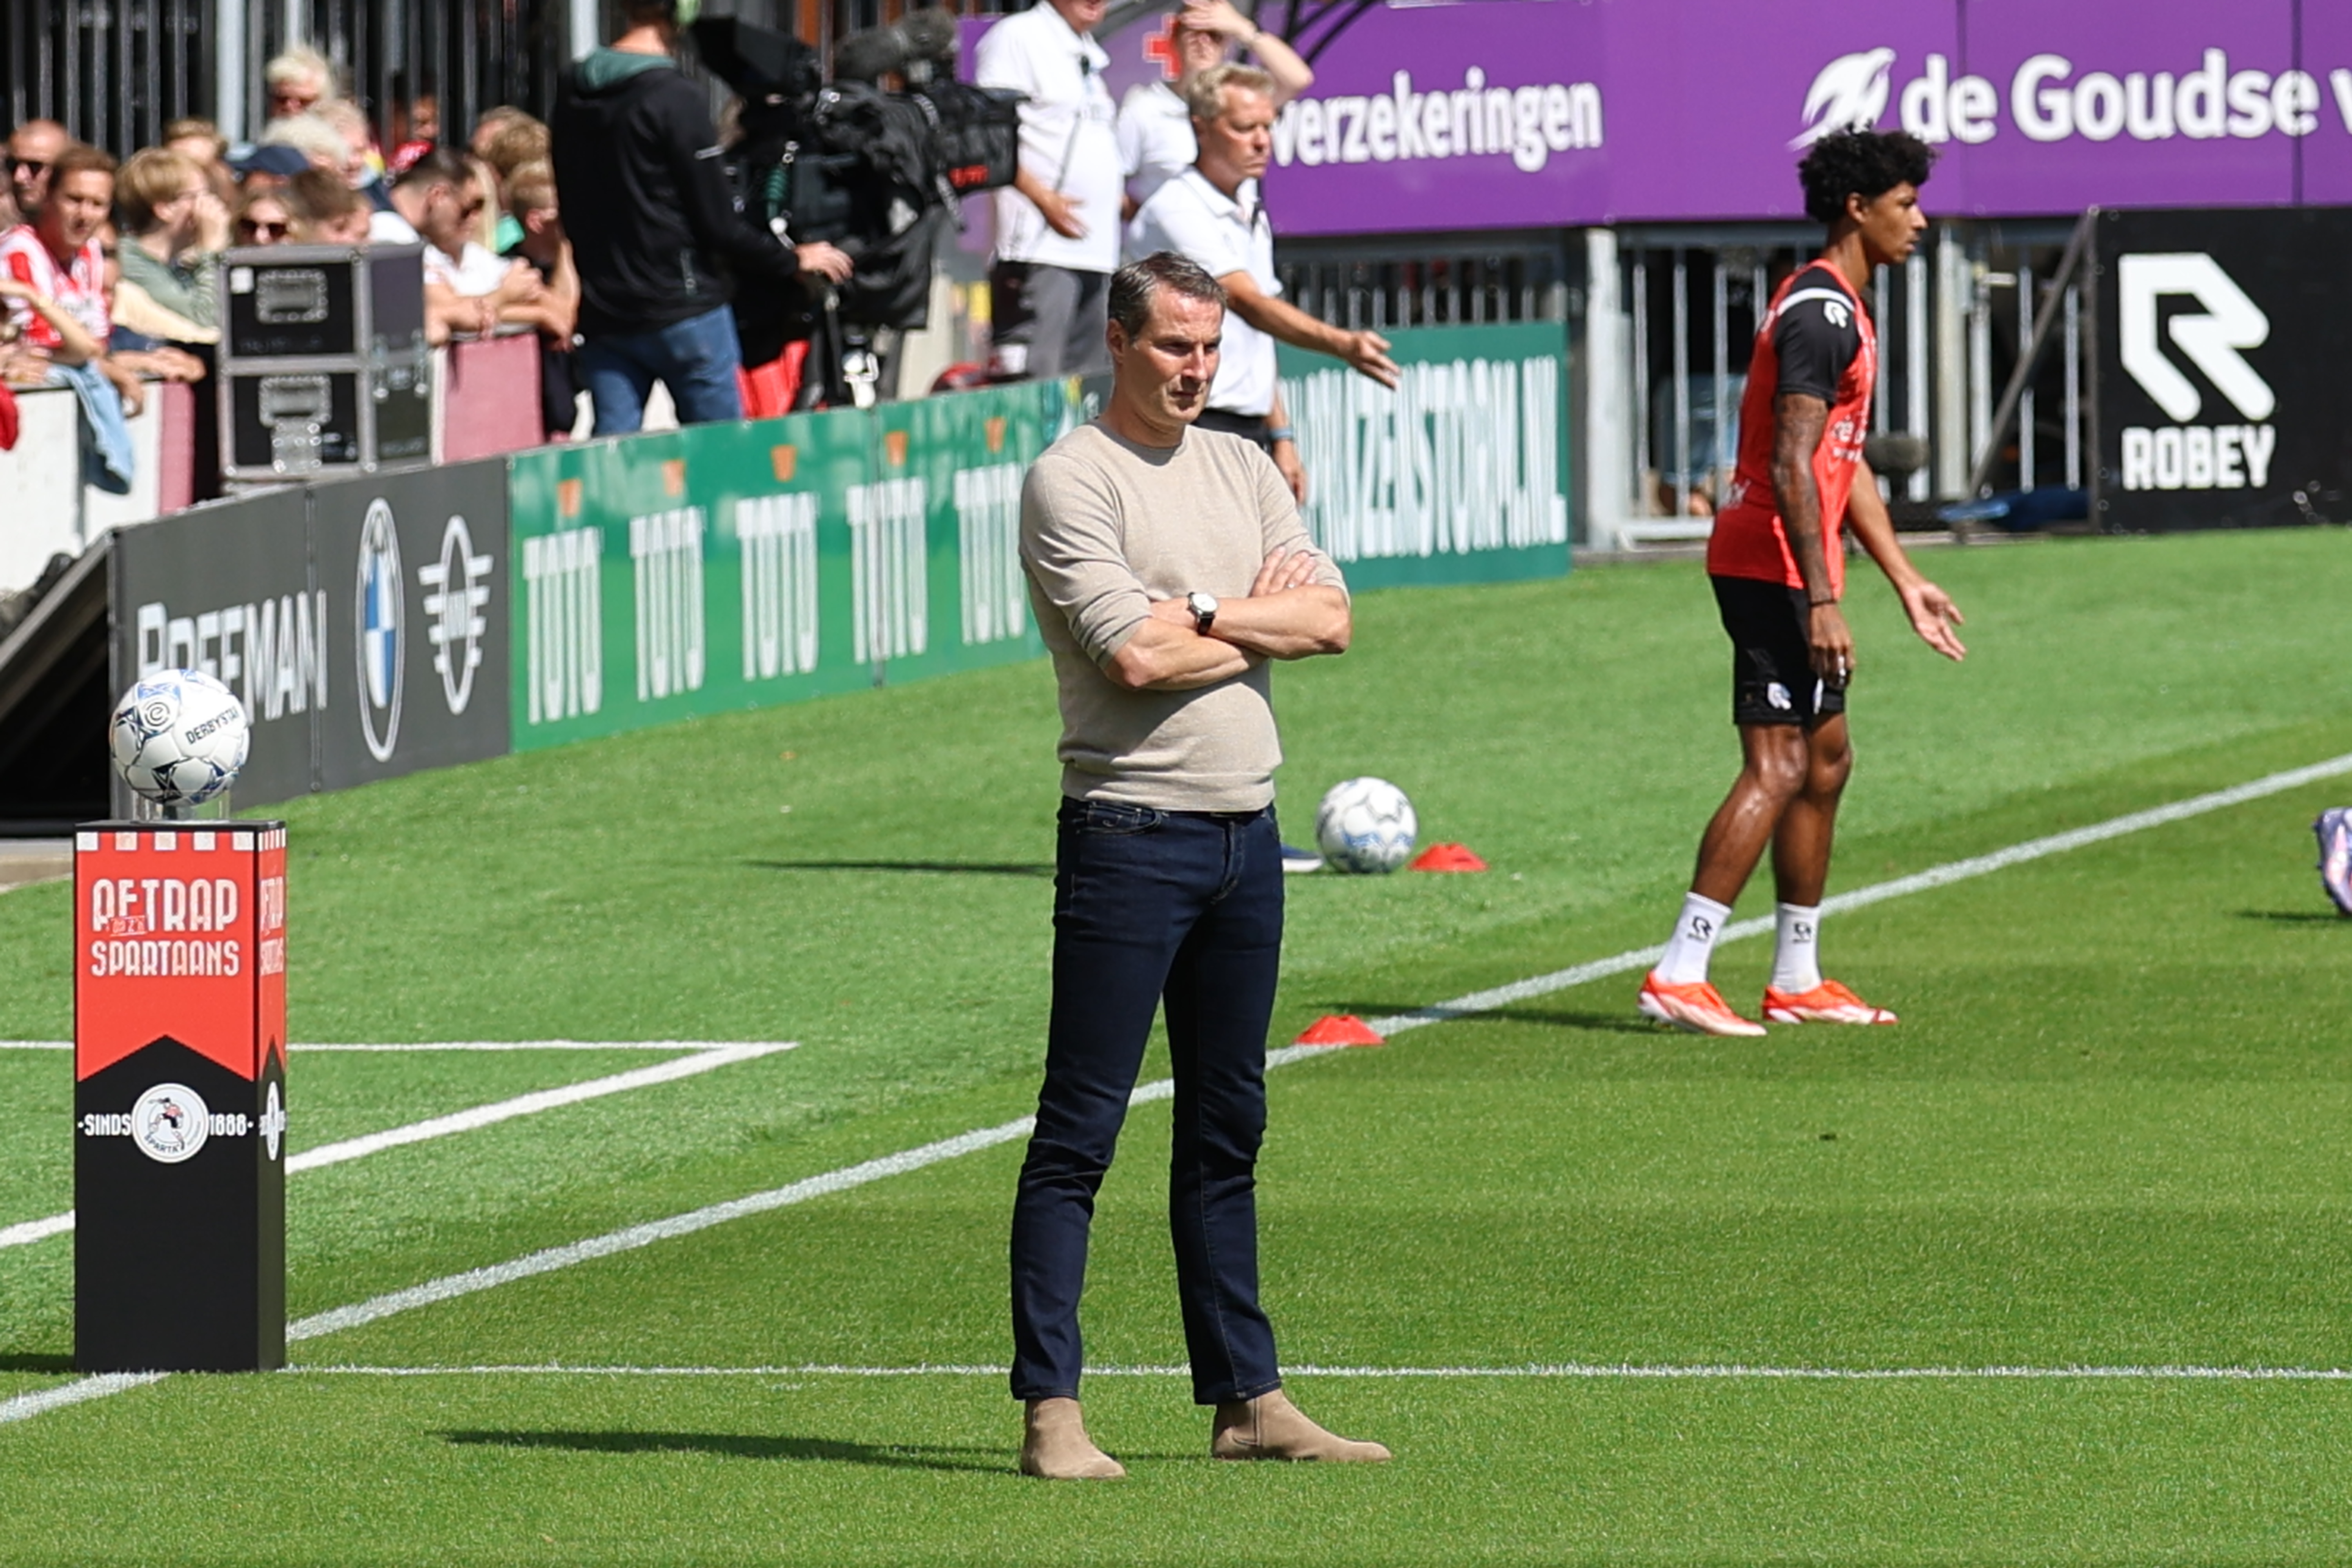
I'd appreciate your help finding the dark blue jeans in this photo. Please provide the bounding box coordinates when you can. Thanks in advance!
[577,304,744,435]
[1010,798,1285,1406]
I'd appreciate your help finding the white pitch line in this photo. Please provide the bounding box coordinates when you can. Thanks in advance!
[0,1040,793,1053]
[11,752,2352,1429]
[1355,748,2352,1036]
[0,1374,165,1425]
[0,1043,798,1251]
[278,1361,2352,1383]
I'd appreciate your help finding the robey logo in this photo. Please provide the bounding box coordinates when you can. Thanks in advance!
[2116,253,2278,494]
[356,498,404,763]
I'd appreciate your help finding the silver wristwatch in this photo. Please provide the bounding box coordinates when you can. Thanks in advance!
[1186,591,1219,634]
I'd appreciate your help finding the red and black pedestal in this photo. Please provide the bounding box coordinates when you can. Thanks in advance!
[73,823,288,1373]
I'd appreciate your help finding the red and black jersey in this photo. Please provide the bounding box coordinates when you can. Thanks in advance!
[1707,260,1876,598]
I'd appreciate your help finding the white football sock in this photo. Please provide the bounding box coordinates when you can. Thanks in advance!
[1655,893,1733,985]
[1772,902,1823,993]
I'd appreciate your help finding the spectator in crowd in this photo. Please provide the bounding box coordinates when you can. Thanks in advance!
[1118,0,1309,212]
[6,120,68,229]
[265,45,337,122]
[2,145,114,361]
[227,143,310,191]
[480,115,550,252]
[100,225,209,381]
[551,0,851,434]
[381,146,549,343]
[976,0,1122,381]
[283,167,374,244]
[259,112,350,177]
[388,93,439,175]
[501,160,582,440]
[1128,63,1397,494]
[163,118,238,207]
[0,278,88,387]
[113,147,230,338]
[232,186,296,245]
[314,98,394,212]
[0,144,141,482]
[471,106,534,159]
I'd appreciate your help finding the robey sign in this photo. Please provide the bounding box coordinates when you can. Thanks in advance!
[2093,207,2352,531]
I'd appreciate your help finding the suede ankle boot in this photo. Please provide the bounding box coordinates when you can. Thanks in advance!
[1211,1388,1392,1463]
[1020,1397,1126,1479]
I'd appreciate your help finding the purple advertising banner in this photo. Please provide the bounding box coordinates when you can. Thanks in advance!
[1022,0,2352,236]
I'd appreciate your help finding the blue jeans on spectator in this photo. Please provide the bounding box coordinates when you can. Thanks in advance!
[577,305,744,436]
[1010,797,1285,1407]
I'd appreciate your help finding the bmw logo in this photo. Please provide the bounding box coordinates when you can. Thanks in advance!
[356,498,404,763]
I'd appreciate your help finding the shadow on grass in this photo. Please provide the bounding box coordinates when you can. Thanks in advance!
[748,860,1053,878]
[0,1353,74,1374]
[445,1428,1010,1472]
[2234,909,2348,924]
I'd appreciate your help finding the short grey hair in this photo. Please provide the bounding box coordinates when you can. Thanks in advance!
[1109,252,1227,338]
[1183,63,1275,125]
[258,112,346,167]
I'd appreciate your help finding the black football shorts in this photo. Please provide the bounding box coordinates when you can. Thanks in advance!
[1711,573,1847,727]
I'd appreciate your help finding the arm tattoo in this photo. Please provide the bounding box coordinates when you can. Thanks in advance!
[1770,392,1834,601]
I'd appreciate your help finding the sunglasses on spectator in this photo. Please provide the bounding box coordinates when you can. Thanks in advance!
[239,218,289,238]
[10,158,47,175]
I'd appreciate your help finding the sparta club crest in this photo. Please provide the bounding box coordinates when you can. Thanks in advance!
[132,1082,211,1164]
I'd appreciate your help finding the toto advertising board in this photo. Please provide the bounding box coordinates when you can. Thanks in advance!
[2091,206,2352,532]
[111,461,513,807]
[505,383,1068,752]
[1042,0,2352,234]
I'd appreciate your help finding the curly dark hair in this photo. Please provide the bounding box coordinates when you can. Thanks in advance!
[1797,128,1936,225]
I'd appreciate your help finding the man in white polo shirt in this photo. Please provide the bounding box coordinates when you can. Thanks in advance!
[1127,64,1399,501]
[1117,0,1312,212]
[976,0,1123,380]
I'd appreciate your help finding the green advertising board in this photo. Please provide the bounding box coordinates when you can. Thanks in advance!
[507,382,1066,752]
[505,324,1563,756]
[1277,320,1571,590]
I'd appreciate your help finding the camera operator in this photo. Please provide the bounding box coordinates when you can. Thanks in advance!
[976,0,1122,381]
[551,0,851,435]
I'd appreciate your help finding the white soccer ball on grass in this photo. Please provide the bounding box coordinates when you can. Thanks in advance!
[1314,777,1417,874]
[110,670,250,808]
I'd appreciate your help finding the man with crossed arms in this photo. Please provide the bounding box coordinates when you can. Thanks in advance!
[1011,251,1389,1480]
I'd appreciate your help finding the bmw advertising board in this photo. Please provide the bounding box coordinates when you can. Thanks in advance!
[110,487,318,812]
[311,460,511,789]
[2092,207,2352,532]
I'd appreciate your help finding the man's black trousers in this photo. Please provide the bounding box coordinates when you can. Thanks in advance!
[1010,797,1285,1406]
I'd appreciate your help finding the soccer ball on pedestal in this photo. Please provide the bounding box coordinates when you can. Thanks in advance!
[1314,777,1417,874]
[109,670,250,809]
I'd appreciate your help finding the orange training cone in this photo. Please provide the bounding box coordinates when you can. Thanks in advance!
[1410,842,1489,872]
[1294,1014,1385,1047]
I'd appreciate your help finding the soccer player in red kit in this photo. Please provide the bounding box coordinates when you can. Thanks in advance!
[1639,127,1967,1036]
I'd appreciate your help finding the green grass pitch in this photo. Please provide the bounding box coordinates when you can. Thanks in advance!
[3,528,2352,1563]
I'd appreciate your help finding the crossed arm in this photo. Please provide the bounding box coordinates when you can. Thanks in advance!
[1105,549,1351,691]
